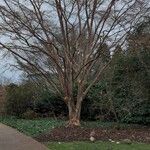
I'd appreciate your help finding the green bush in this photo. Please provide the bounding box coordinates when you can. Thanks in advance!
[83,82,116,121]
[5,82,68,119]
[32,92,68,118]
[105,49,150,125]
[82,49,150,125]
[5,83,34,117]
[22,109,39,119]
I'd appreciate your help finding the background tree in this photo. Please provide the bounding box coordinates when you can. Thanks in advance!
[97,19,150,124]
[0,0,149,126]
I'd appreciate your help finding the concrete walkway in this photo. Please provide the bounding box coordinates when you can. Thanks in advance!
[0,123,48,150]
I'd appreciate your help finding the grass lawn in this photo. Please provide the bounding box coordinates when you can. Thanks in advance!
[46,141,150,150]
[0,116,64,136]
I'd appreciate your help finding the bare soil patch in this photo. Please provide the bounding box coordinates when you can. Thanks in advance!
[35,125,150,143]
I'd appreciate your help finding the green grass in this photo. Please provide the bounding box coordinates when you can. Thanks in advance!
[46,141,150,150]
[0,116,64,136]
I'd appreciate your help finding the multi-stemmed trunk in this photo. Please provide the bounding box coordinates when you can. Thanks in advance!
[67,96,83,126]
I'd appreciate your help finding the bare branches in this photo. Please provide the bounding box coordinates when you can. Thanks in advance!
[0,0,149,101]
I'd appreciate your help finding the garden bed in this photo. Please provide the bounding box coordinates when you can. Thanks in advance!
[35,126,150,144]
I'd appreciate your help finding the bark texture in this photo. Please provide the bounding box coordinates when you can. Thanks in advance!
[67,97,82,126]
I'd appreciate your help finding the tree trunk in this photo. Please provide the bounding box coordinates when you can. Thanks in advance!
[67,97,82,126]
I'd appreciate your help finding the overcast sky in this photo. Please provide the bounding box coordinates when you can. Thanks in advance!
[0,52,23,83]
[0,0,149,83]
[0,0,131,83]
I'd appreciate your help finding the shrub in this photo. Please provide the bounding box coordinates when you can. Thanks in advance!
[5,82,68,119]
[32,93,68,118]
[5,83,33,117]
[107,50,150,125]
[22,109,39,119]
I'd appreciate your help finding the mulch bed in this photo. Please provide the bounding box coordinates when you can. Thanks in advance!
[35,126,150,143]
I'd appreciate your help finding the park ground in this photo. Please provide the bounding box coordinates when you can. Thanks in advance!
[0,116,150,150]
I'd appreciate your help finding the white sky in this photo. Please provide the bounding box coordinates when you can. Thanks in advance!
[0,51,23,83]
[0,0,149,83]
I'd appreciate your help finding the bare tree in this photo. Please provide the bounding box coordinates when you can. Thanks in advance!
[0,0,149,126]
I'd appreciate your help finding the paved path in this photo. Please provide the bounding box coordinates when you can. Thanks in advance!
[0,123,48,150]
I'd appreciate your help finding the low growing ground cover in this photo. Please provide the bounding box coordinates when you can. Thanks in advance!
[0,116,64,136]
